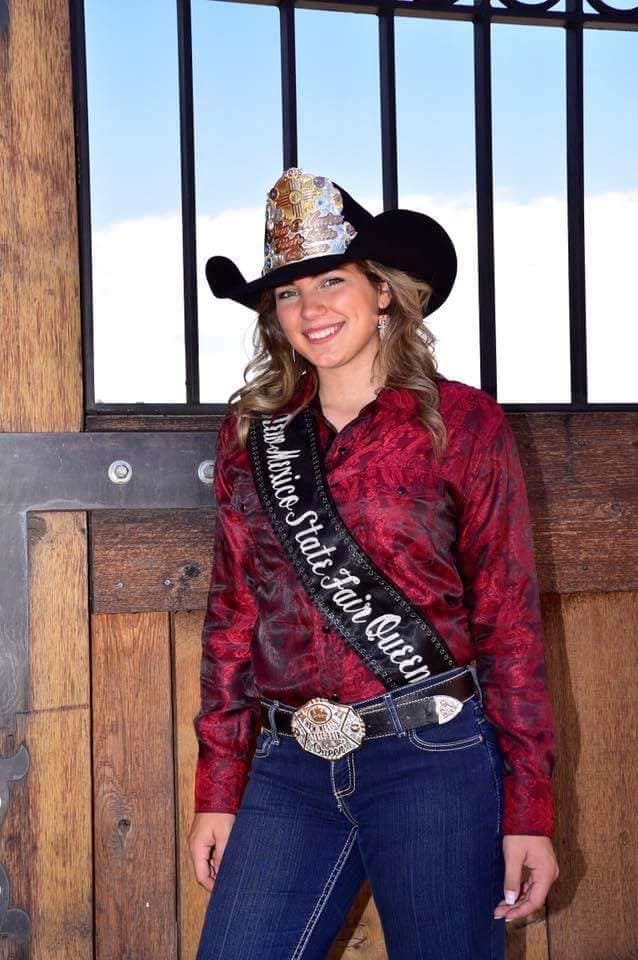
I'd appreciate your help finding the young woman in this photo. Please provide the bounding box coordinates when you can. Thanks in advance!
[189,168,559,960]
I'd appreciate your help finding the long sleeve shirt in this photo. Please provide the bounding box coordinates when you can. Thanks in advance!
[194,372,556,836]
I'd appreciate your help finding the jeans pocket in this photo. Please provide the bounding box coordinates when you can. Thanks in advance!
[407,706,485,752]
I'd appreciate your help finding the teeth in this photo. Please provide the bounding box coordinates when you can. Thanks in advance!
[307,324,342,341]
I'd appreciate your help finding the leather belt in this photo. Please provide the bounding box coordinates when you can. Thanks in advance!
[259,670,478,761]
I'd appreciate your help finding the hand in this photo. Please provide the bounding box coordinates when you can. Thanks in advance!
[493,835,559,922]
[188,812,237,892]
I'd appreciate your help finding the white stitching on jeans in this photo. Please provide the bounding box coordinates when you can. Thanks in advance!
[482,729,502,835]
[337,753,356,798]
[289,826,358,960]
[407,729,484,752]
[330,762,358,825]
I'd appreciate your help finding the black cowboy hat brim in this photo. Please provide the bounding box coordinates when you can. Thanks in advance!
[205,208,457,317]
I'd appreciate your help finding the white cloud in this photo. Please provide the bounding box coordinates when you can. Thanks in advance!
[92,191,638,405]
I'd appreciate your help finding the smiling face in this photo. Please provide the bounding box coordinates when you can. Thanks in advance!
[273,262,391,376]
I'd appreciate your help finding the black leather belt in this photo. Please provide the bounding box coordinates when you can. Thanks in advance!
[259,670,478,759]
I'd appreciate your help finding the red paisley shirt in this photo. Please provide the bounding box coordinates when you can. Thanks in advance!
[194,373,556,836]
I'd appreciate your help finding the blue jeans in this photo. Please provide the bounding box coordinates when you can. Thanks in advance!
[196,666,506,960]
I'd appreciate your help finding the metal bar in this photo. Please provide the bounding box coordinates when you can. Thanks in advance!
[473,0,498,398]
[0,433,220,514]
[68,0,95,414]
[0,512,29,729]
[177,0,200,404]
[565,0,588,404]
[209,0,638,29]
[379,0,399,209]
[0,431,220,731]
[280,0,298,168]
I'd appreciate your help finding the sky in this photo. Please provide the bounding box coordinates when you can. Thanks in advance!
[84,0,637,405]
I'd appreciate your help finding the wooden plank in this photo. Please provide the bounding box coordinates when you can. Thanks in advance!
[90,411,638,613]
[0,512,92,960]
[0,0,82,432]
[92,612,177,960]
[0,710,93,960]
[173,611,211,959]
[27,513,89,709]
[544,591,638,960]
[91,510,216,613]
[329,882,387,958]
[505,915,550,960]
[86,414,225,432]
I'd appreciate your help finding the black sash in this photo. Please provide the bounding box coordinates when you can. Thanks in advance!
[247,406,458,690]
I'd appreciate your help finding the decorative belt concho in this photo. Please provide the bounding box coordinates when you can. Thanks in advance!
[291,698,366,760]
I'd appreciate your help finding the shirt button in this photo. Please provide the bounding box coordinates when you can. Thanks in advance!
[339,446,348,456]
[397,485,406,494]
[322,624,331,633]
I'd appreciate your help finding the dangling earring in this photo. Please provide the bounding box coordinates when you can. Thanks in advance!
[291,346,296,363]
[377,313,389,335]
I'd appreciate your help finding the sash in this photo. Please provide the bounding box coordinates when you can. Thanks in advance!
[247,406,458,690]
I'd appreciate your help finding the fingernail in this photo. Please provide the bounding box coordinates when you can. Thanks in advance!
[505,890,517,905]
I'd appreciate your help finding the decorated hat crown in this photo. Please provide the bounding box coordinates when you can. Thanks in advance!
[262,168,358,276]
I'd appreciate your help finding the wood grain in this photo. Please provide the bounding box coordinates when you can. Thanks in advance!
[91,509,216,613]
[86,414,225,432]
[544,591,638,960]
[0,710,93,960]
[328,882,387,958]
[173,610,211,959]
[91,612,177,960]
[0,0,82,432]
[27,512,89,709]
[90,411,638,613]
[505,915,550,960]
[0,513,92,960]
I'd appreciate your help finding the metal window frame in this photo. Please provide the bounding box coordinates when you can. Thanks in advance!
[69,0,638,419]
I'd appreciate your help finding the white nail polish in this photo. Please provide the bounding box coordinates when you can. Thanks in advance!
[505,890,517,905]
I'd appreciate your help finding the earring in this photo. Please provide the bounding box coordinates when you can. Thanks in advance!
[377,313,389,334]
[291,346,296,363]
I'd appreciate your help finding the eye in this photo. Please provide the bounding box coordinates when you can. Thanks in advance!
[276,288,297,301]
[322,276,344,288]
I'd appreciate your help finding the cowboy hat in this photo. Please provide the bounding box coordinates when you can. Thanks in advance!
[205,168,457,317]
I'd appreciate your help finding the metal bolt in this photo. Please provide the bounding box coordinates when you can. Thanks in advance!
[108,460,132,484]
[198,459,216,484]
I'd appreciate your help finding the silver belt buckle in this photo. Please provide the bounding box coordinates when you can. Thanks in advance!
[291,698,366,760]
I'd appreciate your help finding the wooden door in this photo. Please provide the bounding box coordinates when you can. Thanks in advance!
[1,3,637,959]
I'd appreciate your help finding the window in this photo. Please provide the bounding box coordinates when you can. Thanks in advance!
[75,0,638,412]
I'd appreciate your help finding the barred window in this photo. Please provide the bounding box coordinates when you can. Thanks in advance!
[75,0,638,412]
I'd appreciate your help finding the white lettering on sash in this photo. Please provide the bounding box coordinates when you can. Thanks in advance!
[259,415,432,677]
